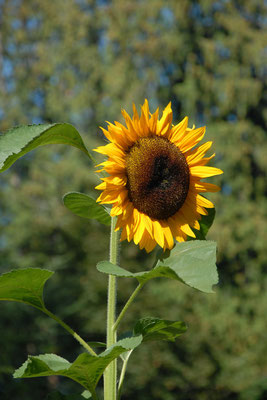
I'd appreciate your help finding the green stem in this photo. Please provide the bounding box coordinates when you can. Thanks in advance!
[42,308,97,356]
[117,351,133,400]
[104,217,120,400]
[113,283,144,332]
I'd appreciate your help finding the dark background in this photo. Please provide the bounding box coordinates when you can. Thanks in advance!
[0,1,266,399]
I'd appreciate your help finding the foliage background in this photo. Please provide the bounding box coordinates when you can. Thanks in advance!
[0,0,266,399]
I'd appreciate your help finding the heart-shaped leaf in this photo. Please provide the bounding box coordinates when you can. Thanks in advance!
[63,192,111,226]
[97,240,218,293]
[0,268,54,310]
[0,123,91,173]
[14,336,143,393]
[156,240,218,292]
[133,317,187,342]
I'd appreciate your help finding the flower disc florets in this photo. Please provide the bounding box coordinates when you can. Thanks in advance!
[126,137,190,220]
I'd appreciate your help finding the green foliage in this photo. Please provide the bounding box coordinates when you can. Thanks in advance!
[0,0,266,399]
[14,336,143,395]
[0,268,53,310]
[133,317,187,342]
[0,124,91,172]
[97,240,218,293]
[156,241,218,293]
[63,192,111,226]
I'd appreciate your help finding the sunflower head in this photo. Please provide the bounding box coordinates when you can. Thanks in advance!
[95,100,223,253]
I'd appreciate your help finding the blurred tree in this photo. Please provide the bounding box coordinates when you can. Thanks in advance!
[0,0,266,399]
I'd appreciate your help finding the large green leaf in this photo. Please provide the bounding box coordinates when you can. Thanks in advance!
[133,317,187,342]
[0,268,54,310]
[97,240,218,293]
[156,241,218,292]
[14,336,142,393]
[0,123,91,173]
[63,192,111,226]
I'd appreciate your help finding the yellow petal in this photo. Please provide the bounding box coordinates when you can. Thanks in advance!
[98,160,125,174]
[196,194,214,208]
[134,218,146,245]
[110,202,126,216]
[185,141,213,166]
[185,193,209,215]
[168,116,188,143]
[152,220,165,248]
[190,166,223,178]
[178,126,206,152]
[161,221,174,249]
[172,213,196,238]
[195,154,215,166]
[93,143,125,161]
[139,99,150,136]
[132,103,141,134]
[179,201,201,227]
[157,102,173,136]
[103,175,127,186]
[95,181,107,191]
[121,109,139,141]
[149,107,159,133]
[143,214,153,237]
[192,181,221,193]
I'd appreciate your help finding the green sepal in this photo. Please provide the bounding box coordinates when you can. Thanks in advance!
[0,268,54,311]
[133,317,187,342]
[97,240,218,293]
[190,208,216,240]
[13,336,142,393]
[0,123,92,173]
[63,192,111,226]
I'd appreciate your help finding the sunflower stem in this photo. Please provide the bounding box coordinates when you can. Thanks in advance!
[104,217,120,400]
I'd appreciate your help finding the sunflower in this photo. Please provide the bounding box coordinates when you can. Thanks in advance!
[94,100,223,252]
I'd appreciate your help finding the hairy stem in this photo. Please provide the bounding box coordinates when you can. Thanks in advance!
[104,217,120,400]
[42,308,97,356]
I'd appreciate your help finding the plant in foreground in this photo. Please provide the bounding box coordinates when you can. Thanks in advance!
[0,100,222,400]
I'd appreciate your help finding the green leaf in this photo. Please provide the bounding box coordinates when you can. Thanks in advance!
[14,336,142,393]
[63,192,111,226]
[0,268,54,310]
[97,262,134,278]
[97,240,218,293]
[96,260,180,284]
[133,317,187,342]
[0,123,91,173]
[190,208,216,240]
[156,241,218,293]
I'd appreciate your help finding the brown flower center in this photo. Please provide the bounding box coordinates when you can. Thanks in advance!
[126,136,190,220]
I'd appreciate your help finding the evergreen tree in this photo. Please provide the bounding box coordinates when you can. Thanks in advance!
[0,1,266,399]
